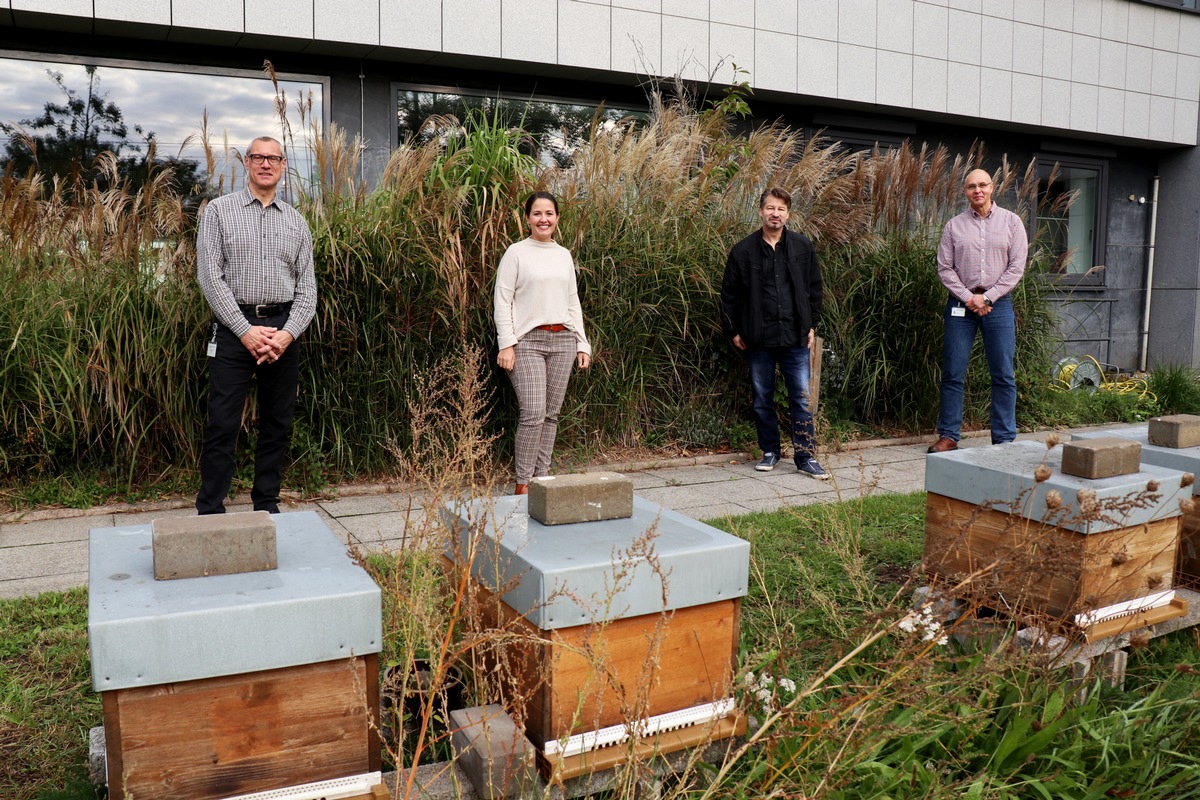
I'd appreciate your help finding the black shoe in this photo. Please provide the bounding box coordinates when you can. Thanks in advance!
[756,452,781,471]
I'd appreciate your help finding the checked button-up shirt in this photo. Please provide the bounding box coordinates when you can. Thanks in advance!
[196,187,317,340]
[936,203,1027,306]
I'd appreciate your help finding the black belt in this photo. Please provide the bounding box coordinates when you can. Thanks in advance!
[971,286,990,294]
[239,302,292,318]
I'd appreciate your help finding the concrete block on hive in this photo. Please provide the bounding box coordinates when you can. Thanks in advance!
[1148,414,1200,449]
[1060,437,1142,479]
[450,705,538,799]
[152,510,276,579]
[528,471,633,525]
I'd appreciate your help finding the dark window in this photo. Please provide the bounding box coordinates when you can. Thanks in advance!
[394,85,645,166]
[1035,157,1107,287]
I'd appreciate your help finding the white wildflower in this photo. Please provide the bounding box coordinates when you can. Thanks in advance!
[899,608,948,646]
[778,677,796,693]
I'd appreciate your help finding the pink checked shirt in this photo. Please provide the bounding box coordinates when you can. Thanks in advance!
[936,203,1028,305]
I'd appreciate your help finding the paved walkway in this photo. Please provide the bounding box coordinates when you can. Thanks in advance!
[0,430,1058,600]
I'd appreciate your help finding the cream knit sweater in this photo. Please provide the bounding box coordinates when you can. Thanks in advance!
[493,237,591,355]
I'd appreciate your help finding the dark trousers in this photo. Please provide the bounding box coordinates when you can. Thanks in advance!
[196,313,300,514]
[746,345,815,465]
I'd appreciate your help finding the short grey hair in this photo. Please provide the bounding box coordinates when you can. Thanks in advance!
[246,136,284,155]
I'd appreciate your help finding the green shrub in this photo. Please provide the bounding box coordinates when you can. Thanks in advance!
[1148,363,1200,415]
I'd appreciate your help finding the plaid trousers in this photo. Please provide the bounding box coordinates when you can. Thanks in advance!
[507,328,577,483]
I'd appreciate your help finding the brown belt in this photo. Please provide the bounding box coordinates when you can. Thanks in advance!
[536,324,568,332]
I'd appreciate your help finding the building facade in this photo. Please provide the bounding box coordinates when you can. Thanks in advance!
[4,0,1200,370]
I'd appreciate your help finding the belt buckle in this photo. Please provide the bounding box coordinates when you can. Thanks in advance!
[255,304,270,317]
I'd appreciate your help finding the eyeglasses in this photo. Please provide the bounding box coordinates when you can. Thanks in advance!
[247,153,285,165]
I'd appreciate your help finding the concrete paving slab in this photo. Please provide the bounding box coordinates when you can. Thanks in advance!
[635,484,747,511]
[629,471,670,489]
[0,573,87,599]
[636,464,744,486]
[337,510,432,549]
[3,539,90,580]
[732,493,836,513]
[689,503,760,521]
[755,471,849,495]
[829,444,929,465]
[844,460,925,490]
[871,470,928,494]
[318,494,413,518]
[704,477,812,503]
[0,515,113,547]
[110,507,197,527]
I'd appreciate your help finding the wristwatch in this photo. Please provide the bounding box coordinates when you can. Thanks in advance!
[983,296,993,308]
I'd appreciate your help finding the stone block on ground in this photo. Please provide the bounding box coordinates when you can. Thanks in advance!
[88,726,106,785]
[528,472,634,525]
[1060,437,1142,479]
[151,510,277,580]
[450,705,537,800]
[1148,414,1200,449]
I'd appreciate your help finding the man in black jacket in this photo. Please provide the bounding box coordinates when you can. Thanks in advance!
[720,187,827,479]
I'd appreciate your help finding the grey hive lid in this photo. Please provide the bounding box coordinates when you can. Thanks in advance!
[925,440,1189,533]
[443,495,750,630]
[88,511,382,691]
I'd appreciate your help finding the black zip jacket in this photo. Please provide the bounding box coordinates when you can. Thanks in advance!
[720,228,823,349]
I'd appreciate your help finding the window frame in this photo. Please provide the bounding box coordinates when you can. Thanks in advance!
[1033,153,1109,290]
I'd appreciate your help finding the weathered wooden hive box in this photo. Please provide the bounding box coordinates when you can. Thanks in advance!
[1072,424,1200,590]
[88,511,383,800]
[443,495,750,779]
[924,441,1188,636]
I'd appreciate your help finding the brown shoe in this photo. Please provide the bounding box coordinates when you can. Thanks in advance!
[927,436,958,454]
[514,483,528,495]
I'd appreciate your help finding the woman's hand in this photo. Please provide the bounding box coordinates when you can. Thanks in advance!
[497,346,516,371]
[577,352,591,369]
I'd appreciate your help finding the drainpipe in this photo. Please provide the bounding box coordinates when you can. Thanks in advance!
[1140,176,1160,372]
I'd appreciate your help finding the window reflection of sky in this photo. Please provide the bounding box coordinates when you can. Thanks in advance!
[0,56,323,191]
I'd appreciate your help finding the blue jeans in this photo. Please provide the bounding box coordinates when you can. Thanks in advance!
[746,346,815,464]
[936,295,1016,445]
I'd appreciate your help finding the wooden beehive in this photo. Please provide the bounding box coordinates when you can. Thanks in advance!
[1072,425,1200,591]
[924,493,1177,618]
[443,495,750,779]
[923,442,1188,631]
[102,657,380,799]
[89,512,383,800]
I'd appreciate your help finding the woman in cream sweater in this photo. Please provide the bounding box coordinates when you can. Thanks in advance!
[494,191,592,495]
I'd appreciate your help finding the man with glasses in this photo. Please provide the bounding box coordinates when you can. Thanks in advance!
[721,187,828,480]
[195,136,317,514]
[927,168,1027,454]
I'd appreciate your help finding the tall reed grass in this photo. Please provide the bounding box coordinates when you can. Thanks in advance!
[0,92,1064,486]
